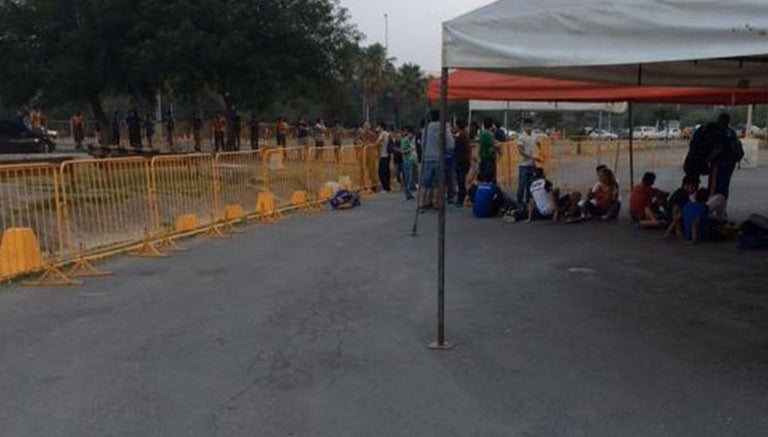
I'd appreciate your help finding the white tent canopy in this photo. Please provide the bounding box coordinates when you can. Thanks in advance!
[469,100,627,113]
[443,0,768,88]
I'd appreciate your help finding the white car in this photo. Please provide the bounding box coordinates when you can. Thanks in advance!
[664,128,682,139]
[632,126,658,139]
[589,129,618,140]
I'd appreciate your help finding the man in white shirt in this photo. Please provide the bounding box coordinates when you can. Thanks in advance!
[526,168,580,222]
[517,118,541,204]
[376,122,391,192]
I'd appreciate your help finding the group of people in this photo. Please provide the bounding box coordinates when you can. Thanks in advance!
[380,109,744,245]
[371,112,549,216]
[79,109,263,152]
[627,112,743,242]
[282,117,345,149]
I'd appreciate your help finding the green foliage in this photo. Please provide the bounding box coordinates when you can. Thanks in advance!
[0,0,362,117]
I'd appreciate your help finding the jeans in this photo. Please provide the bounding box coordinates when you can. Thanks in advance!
[403,161,415,199]
[714,160,736,198]
[444,159,456,201]
[455,165,469,205]
[378,157,391,192]
[480,158,496,181]
[517,165,536,204]
[582,200,622,219]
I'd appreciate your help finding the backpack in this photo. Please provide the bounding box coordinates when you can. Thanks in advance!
[684,124,715,177]
[729,139,745,162]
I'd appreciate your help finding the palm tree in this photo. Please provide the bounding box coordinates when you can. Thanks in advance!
[393,63,428,126]
[355,44,395,123]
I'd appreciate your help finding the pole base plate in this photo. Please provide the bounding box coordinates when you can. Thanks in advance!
[427,341,455,351]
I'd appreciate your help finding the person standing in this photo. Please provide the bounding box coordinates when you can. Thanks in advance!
[276,117,287,147]
[164,109,175,152]
[420,110,456,211]
[478,119,500,181]
[517,118,540,204]
[144,113,155,149]
[30,108,42,134]
[110,111,121,147]
[399,128,417,200]
[392,129,404,188]
[707,112,741,215]
[332,120,343,147]
[249,114,259,150]
[126,108,141,149]
[314,118,326,148]
[232,112,242,150]
[192,111,204,152]
[454,119,471,207]
[375,122,391,192]
[213,112,226,152]
[297,117,309,147]
[71,111,86,149]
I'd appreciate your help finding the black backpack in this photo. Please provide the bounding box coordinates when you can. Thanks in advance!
[684,124,715,177]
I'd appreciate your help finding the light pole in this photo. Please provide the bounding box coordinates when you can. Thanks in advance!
[384,13,389,54]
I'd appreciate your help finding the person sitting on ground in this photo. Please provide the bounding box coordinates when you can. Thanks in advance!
[580,167,621,220]
[525,168,579,222]
[469,170,507,218]
[629,172,669,228]
[682,188,725,243]
[663,175,700,238]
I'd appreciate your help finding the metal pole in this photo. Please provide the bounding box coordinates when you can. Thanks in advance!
[429,67,454,351]
[629,101,635,189]
[384,14,389,54]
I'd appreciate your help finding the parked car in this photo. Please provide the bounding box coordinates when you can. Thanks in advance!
[632,126,658,140]
[664,127,682,139]
[588,129,618,140]
[0,120,56,153]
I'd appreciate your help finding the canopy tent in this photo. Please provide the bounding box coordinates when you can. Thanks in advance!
[427,70,768,105]
[443,0,768,88]
[468,100,627,114]
[427,0,768,349]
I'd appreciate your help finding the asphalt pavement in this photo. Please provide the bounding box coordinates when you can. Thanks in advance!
[0,169,767,436]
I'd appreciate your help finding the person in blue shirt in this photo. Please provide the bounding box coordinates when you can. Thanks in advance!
[682,188,724,243]
[469,170,507,218]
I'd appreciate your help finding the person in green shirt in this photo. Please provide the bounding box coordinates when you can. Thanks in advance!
[478,119,501,181]
[397,128,417,200]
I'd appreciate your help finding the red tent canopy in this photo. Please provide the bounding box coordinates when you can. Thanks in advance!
[427,70,768,105]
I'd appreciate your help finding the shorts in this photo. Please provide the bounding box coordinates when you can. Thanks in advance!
[421,160,438,189]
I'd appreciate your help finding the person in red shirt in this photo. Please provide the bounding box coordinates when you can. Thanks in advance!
[629,172,669,227]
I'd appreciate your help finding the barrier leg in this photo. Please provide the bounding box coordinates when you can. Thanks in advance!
[23,263,82,287]
[130,228,168,258]
[67,244,114,277]
[157,225,187,252]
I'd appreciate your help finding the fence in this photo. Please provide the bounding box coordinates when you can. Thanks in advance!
[0,138,698,281]
[0,146,368,282]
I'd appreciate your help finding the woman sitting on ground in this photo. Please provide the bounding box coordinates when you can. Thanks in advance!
[581,168,621,220]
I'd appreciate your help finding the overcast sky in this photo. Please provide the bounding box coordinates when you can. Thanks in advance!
[339,0,494,73]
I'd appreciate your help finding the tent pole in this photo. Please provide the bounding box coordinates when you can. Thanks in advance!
[429,67,454,351]
[629,101,635,189]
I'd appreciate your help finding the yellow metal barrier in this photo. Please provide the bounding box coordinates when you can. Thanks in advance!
[263,147,309,211]
[362,145,378,191]
[339,146,364,191]
[151,154,218,231]
[216,150,266,217]
[308,147,340,201]
[0,164,62,278]
[59,157,152,259]
[496,142,519,192]
[1,143,376,283]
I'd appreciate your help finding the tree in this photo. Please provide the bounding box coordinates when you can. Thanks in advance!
[0,0,360,126]
[392,63,428,126]
[354,43,394,123]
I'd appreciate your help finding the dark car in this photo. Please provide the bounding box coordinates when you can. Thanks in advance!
[0,120,56,153]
